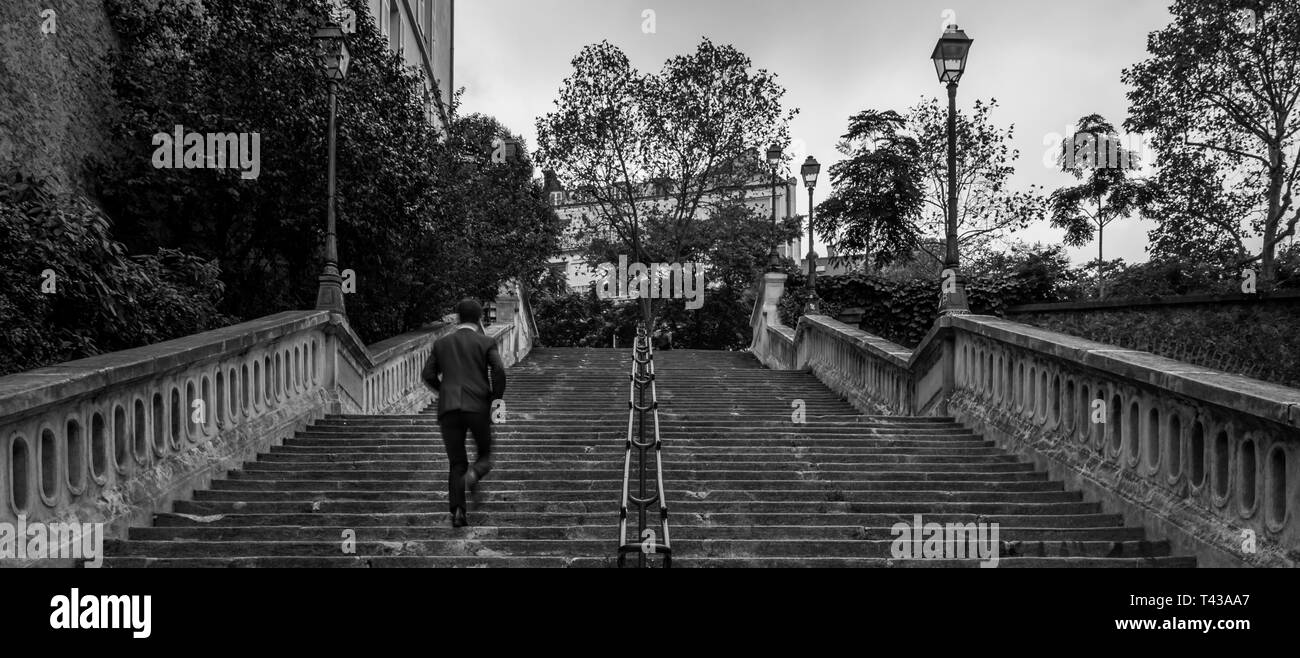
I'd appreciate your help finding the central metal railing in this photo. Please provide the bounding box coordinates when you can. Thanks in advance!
[616,324,671,567]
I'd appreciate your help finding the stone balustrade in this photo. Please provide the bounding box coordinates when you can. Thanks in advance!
[750,273,1300,567]
[0,291,535,561]
[795,316,914,416]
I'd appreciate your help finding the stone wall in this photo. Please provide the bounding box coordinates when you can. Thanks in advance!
[1008,293,1300,390]
[0,0,121,196]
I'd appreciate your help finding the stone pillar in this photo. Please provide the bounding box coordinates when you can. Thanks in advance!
[938,318,956,416]
[759,273,787,321]
[495,289,520,325]
[751,272,787,356]
[496,287,521,364]
[322,322,342,414]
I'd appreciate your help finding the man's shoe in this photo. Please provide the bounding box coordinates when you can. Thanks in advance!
[452,508,469,528]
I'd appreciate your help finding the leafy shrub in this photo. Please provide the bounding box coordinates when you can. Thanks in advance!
[0,172,230,376]
[533,285,756,351]
[779,270,1012,348]
[1020,306,1300,389]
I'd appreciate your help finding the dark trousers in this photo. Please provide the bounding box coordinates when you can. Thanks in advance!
[439,410,493,513]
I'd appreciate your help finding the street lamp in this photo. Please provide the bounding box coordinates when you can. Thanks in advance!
[766,144,783,270]
[313,23,351,314]
[801,155,821,314]
[931,24,973,314]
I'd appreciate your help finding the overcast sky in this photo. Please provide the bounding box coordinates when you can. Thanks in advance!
[457,0,1177,267]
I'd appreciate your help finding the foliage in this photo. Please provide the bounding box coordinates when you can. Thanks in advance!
[1124,0,1300,284]
[0,172,230,376]
[775,243,1080,347]
[533,200,799,351]
[536,39,798,324]
[908,96,1046,262]
[1141,148,1255,271]
[967,242,1084,304]
[777,270,1007,348]
[814,110,924,268]
[813,97,1045,271]
[1094,259,1238,298]
[1020,305,1300,389]
[95,0,561,343]
[531,287,626,348]
[1047,114,1149,298]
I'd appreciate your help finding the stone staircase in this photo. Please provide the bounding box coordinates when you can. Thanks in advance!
[104,347,1194,567]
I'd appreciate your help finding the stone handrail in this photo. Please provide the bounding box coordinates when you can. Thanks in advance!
[795,316,913,416]
[1,289,536,562]
[749,273,1300,567]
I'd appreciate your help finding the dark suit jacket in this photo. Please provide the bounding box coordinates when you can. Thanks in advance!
[422,326,507,418]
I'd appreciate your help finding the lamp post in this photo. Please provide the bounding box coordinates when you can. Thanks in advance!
[766,144,783,270]
[801,156,821,314]
[931,24,973,314]
[313,23,351,314]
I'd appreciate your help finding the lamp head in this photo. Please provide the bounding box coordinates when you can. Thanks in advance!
[931,25,973,84]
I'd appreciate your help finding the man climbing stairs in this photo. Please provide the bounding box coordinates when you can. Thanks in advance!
[104,347,1194,567]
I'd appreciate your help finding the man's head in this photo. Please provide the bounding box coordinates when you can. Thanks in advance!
[455,298,483,326]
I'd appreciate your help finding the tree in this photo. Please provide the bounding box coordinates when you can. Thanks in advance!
[95,0,561,342]
[535,39,798,325]
[1048,114,1146,299]
[1124,0,1300,286]
[1142,148,1255,270]
[968,241,1083,305]
[908,96,1046,264]
[431,113,566,318]
[531,198,800,351]
[813,110,924,270]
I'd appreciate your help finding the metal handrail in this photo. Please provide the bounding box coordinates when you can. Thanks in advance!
[616,324,671,567]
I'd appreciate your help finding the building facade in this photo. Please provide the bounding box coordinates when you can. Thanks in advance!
[364,0,454,128]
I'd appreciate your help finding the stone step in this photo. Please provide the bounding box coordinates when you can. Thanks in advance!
[103,538,1173,559]
[103,346,1191,568]
[128,524,1145,542]
[191,488,1082,504]
[283,436,995,448]
[226,464,1039,481]
[268,442,999,454]
[172,499,1103,515]
[299,427,977,438]
[327,412,956,423]
[209,477,1059,493]
[255,449,1011,464]
[239,456,1025,473]
[101,555,1197,568]
[313,419,966,430]
[221,468,1053,484]
[151,511,1129,529]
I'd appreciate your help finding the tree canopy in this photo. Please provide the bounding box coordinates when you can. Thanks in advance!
[811,97,1045,275]
[95,0,560,342]
[535,38,798,324]
[813,109,924,270]
[1047,114,1148,298]
[1124,0,1300,285]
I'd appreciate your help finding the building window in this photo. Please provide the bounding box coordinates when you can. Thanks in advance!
[389,1,402,54]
